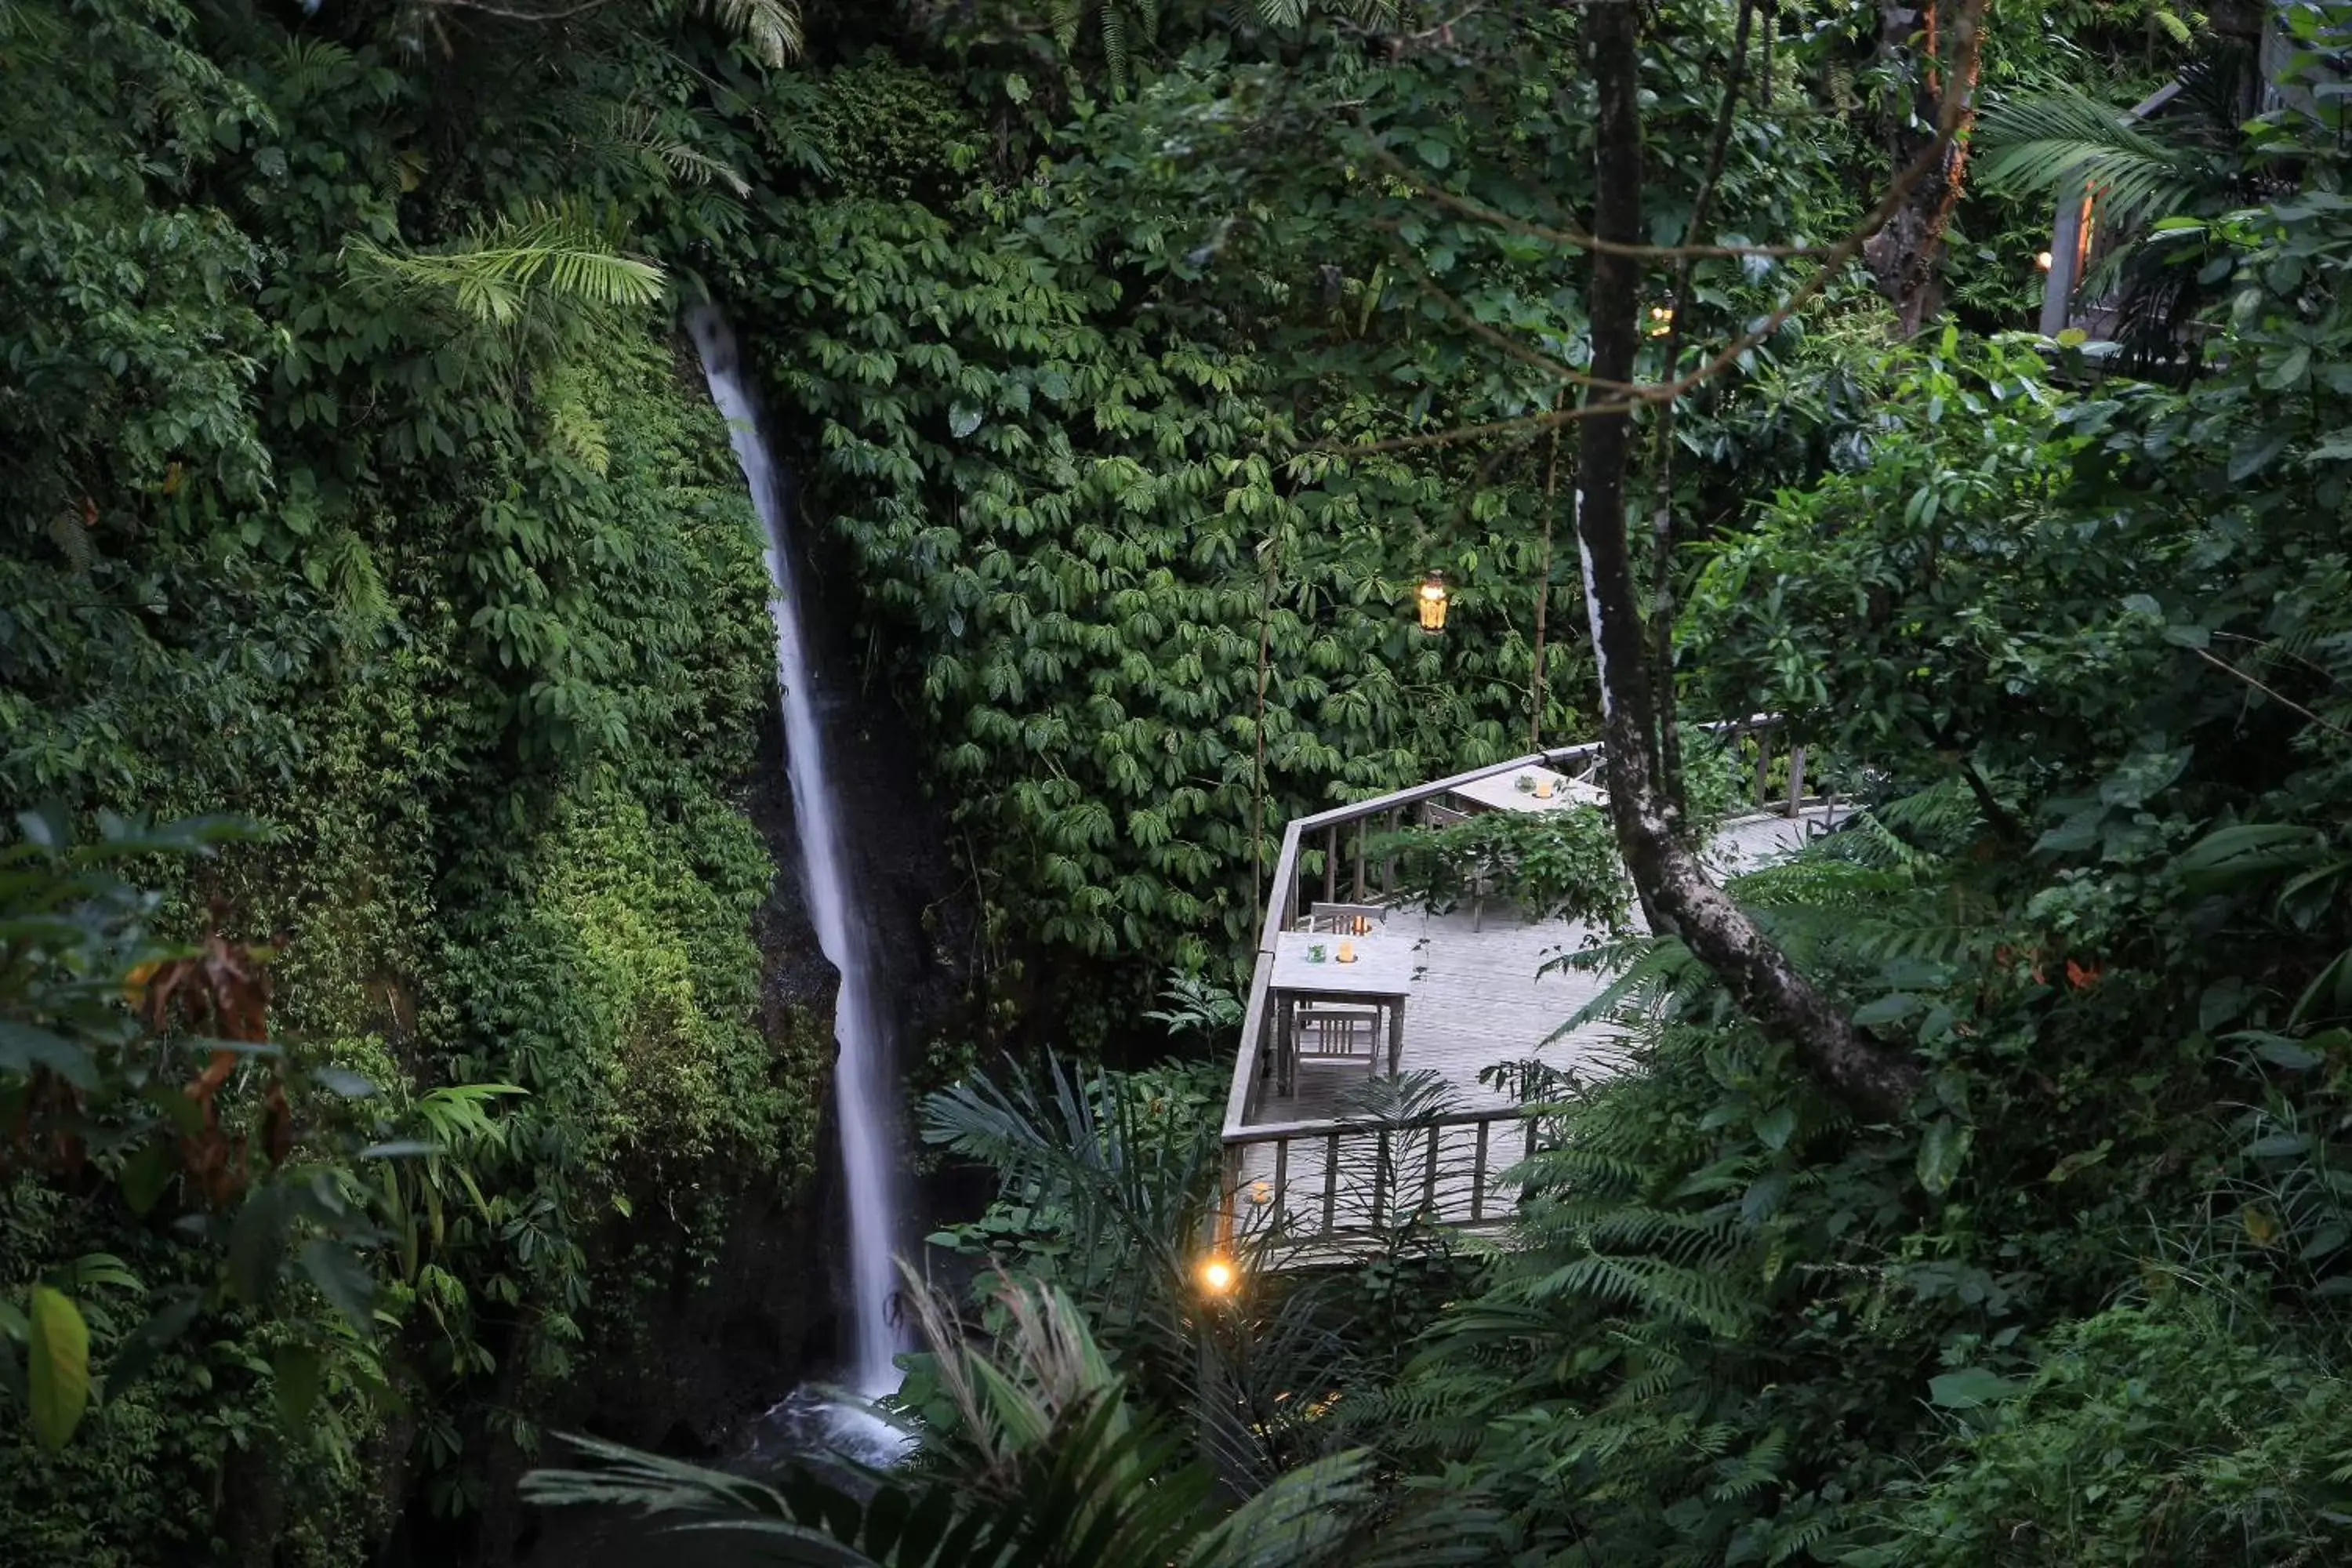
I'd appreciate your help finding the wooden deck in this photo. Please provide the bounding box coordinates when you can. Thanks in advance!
[1218,746,1841,1252]
[1240,809,1831,1129]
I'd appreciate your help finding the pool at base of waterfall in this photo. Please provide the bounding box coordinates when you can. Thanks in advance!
[746,1385,915,1470]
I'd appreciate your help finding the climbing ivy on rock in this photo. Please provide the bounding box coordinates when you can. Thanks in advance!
[684,11,1855,1031]
[1,2,830,1557]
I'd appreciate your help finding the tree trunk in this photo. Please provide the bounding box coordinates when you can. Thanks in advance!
[1861,1,1979,335]
[1575,0,1921,1120]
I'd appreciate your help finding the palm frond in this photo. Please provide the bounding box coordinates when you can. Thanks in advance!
[525,1273,1413,1567]
[700,0,802,66]
[1181,1450,1375,1568]
[920,1053,1217,1301]
[343,200,663,326]
[1975,89,2208,232]
[599,104,752,197]
[518,1433,866,1562]
[903,1274,1133,1483]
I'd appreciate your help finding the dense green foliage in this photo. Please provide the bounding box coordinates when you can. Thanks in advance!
[540,8,2352,1568]
[13,0,2349,1562]
[2,0,817,1556]
[699,2,1900,1032]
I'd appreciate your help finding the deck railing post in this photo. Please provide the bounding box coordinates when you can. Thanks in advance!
[1470,1119,1492,1221]
[1521,1115,1539,1204]
[1323,825,1338,904]
[1370,1129,1392,1230]
[1786,745,1807,817]
[1755,731,1773,810]
[1254,998,1273,1116]
[1216,1142,1240,1251]
[1352,820,1366,901]
[1321,1131,1341,1235]
[1272,1138,1290,1232]
[1382,808,1398,896]
[1421,1129,1440,1218]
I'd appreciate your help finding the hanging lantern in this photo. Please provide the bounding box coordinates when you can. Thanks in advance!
[1416,571,1449,633]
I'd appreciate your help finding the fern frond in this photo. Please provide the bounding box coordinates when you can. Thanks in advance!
[1523,1254,1756,1338]
[1553,935,1711,1035]
[318,529,389,643]
[1707,1428,1787,1501]
[541,363,611,474]
[1254,0,1399,22]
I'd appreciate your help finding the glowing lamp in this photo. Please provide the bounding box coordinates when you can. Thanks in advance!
[1416,572,1449,633]
[2034,250,2054,272]
[1336,938,1356,963]
[1200,1257,1237,1295]
[1250,1180,1272,1206]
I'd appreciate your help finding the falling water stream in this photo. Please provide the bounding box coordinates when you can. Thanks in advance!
[688,307,909,1437]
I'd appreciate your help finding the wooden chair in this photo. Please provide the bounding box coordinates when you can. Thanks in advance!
[1298,901,1388,935]
[1557,752,1605,786]
[1419,802,1490,931]
[1293,999,1384,1076]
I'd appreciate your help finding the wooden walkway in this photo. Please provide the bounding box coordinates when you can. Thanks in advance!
[1224,807,1838,1243]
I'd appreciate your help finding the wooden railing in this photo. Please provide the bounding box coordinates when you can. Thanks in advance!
[1223,1108,1543,1245]
[1218,716,1817,1248]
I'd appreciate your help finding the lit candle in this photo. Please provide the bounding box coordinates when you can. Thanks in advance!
[1534,779,1555,800]
[1250,1180,1272,1205]
[1336,938,1356,963]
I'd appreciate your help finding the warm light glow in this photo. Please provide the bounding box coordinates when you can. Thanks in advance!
[1336,938,1356,963]
[1250,1180,1272,1206]
[1534,779,1555,800]
[2034,249,2054,272]
[1417,572,1448,633]
[1200,1258,1236,1294]
[1645,304,1675,338]
[1351,914,1371,936]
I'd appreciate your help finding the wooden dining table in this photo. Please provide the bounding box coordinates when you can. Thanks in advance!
[1450,764,1609,815]
[1266,929,1419,1094]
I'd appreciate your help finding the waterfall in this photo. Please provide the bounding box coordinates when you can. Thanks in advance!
[687,307,909,1414]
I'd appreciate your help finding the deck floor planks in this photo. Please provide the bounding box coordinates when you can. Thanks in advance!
[1229,808,1838,1237]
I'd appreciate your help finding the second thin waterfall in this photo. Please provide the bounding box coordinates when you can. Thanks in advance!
[687,306,909,1412]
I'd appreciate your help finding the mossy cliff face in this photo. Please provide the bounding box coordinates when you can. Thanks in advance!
[0,308,858,1563]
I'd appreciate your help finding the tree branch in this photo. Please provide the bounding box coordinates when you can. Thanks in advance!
[1322,0,1986,459]
[2190,644,2352,738]
[1364,140,1829,260]
[1955,757,2026,841]
[1381,234,1633,392]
